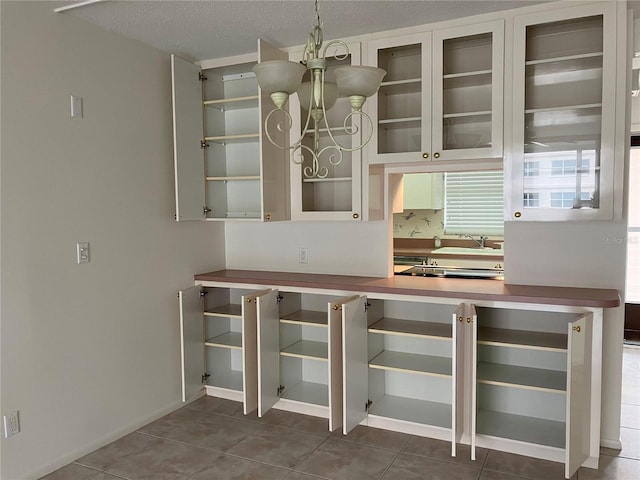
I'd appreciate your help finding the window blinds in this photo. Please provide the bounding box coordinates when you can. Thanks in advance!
[444,171,504,235]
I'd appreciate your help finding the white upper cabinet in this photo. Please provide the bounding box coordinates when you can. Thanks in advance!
[507,2,619,221]
[288,43,364,221]
[171,40,288,222]
[367,20,504,165]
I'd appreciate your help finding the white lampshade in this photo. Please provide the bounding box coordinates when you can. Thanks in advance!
[297,81,338,111]
[252,60,306,95]
[334,66,386,98]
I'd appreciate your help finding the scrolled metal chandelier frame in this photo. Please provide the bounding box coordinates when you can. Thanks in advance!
[253,0,386,179]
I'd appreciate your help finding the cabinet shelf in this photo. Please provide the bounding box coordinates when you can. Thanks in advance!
[525,103,602,115]
[379,116,422,125]
[525,51,603,67]
[379,79,422,95]
[443,69,492,79]
[477,409,565,449]
[204,133,260,143]
[478,327,567,351]
[369,395,452,429]
[443,110,492,119]
[370,350,452,377]
[205,176,261,182]
[302,177,352,184]
[203,95,259,110]
[477,361,567,393]
[281,340,328,361]
[204,303,242,318]
[280,380,329,406]
[280,310,328,327]
[205,331,242,350]
[209,370,244,392]
[368,318,452,340]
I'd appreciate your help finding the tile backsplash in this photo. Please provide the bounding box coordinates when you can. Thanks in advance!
[393,209,503,241]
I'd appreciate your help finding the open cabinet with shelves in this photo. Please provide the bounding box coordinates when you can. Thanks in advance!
[343,297,460,445]
[256,290,358,432]
[171,40,288,222]
[179,286,270,415]
[471,305,595,479]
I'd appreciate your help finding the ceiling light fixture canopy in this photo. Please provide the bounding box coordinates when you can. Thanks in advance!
[253,0,386,179]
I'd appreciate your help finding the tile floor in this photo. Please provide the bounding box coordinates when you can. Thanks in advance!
[41,346,640,480]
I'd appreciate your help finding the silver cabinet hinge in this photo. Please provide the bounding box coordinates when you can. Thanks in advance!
[199,72,208,82]
[199,290,208,297]
[365,302,371,312]
[200,140,210,149]
[365,399,373,412]
[202,373,211,384]
[276,295,284,304]
[203,206,211,216]
[277,385,285,396]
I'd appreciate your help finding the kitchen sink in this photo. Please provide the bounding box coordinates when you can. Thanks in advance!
[396,265,504,280]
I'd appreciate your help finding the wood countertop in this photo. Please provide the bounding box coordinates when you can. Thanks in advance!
[194,269,620,309]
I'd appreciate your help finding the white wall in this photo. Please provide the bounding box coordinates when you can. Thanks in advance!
[0,2,224,478]
[225,220,389,277]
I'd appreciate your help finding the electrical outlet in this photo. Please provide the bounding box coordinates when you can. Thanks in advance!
[3,411,20,438]
[298,247,308,264]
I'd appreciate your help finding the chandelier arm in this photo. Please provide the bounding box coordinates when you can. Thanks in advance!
[321,109,375,153]
[321,40,349,61]
[317,144,345,166]
[299,143,329,178]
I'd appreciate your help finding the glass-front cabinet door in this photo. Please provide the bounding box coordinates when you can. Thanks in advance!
[432,20,504,161]
[367,33,431,164]
[508,2,617,221]
[289,42,363,221]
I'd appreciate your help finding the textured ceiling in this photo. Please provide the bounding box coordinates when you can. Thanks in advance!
[52,0,550,62]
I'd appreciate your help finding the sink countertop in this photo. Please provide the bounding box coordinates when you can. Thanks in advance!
[194,269,619,309]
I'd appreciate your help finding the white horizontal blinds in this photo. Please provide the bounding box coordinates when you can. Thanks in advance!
[444,171,504,235]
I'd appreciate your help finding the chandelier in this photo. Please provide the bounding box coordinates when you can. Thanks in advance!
[252,0,386,179]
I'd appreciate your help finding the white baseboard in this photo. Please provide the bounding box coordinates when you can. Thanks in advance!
[601,438,623,450]
[24,400,184,480]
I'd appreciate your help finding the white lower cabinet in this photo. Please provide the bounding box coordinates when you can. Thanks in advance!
[179,285,267,414]
[467,304,595,479]
[180,285,602,478]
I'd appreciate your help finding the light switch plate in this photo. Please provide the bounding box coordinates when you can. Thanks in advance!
[77,242,90,264]
[71,95,83,118]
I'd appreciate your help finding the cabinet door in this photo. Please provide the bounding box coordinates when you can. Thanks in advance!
[179,286,204,402]
[468,304,478,461]
[258,40,289,222]
[242,290,272,414]
[367,33,431,165]
[432,20,504,161]
[256,289,280,417]
[508,2,618,221]
[565,313,593,478]
[289,42,363,221]
[452,303,466,457]
[171,55,206,221]
[341,296,368,434]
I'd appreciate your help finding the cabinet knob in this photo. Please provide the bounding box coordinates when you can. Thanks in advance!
[514,211,522,218]
[433,152,440,159]
[265,213,271,221]
[466,317,473,324]
[422,153,429,159]
[573,325,582,333]
[353,213,359,219]
[458,316,464,323]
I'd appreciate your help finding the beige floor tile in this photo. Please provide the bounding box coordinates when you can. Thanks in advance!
[225,426,326,469]
[185,396,258,420]
[139,408,271,452]
[381,453,481,480]
[601,427,640,460]
[402,436,488,467]
[77,433,219,480]
[578,455,640,480]
[620,403,640,430]
[484,450,568,480]
[331,425,410,451]
[295,438,397,480]
[260,409,332,437]
[38,464,106,480]
[187,454,291,479]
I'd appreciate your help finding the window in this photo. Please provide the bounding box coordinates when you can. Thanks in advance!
[550,191,591,208]
[551,158,591,176]
[523,192,540,207]
[444,171,504,235]
[524,161,539,177]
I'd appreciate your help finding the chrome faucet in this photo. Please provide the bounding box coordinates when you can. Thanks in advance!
[463,234,488,248]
